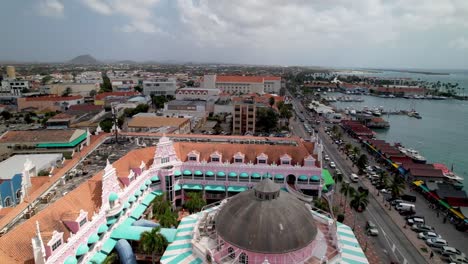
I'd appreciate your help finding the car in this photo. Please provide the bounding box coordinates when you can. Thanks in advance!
[406,215,424,221]
[426,238,448,248]
[324,155,330,161]
[440,246,463,260]
[329,162,336,168]
[379,189,390,194]
[366,221,379,236]
[449,254,468,264]
[407,217,424,225]
[335,169,342,175]
[418,231,441,240]
[411,224,435,233]
[399,210,416,216]
[391,199,404,206]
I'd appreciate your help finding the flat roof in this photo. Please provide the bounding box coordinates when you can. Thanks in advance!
[0,154,62,180]
[167,100,206,106]
[0,129,86,144]
[128,116,189,128]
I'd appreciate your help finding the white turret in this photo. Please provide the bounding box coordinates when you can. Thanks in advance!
[31,221,46,264]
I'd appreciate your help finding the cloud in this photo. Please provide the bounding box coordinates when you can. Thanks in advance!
[449,37,468,50]
[37,0,64,18]
[80,0,160,33]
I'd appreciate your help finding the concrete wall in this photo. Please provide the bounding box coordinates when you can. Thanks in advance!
[45,84,98,97]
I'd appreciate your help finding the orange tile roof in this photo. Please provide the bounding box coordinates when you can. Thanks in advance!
[128,116,189,129]
[24,95,83,102]
[29,177,51,194]
[95,91,140,101]
[113,147,155,179]
[264,76,281,81]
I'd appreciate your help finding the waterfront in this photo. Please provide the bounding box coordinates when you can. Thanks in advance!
[332,95,468,186]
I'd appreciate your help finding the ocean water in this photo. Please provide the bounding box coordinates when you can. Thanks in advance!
[332,96,468,186]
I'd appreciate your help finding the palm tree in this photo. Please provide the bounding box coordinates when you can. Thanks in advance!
[340,182,355,209]
[158,207,178,228]
[344,143,353,154]
[140,226,169,264]
[378,171,389,188]
[350,191,369,230]
[389,176,405,198]
[352,146,361,157]
[152,194,171,216]
[184,192,207,213]
[356,154,368,174]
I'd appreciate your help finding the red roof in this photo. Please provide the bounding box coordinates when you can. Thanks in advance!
[68,104,103,112]
[433,163,451,175]
[410,168,444,177]
[25,95,83,102]
[216,75,280,83]
[95,91,140,100]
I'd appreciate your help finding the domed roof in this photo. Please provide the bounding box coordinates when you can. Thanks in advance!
[215,179,317,254]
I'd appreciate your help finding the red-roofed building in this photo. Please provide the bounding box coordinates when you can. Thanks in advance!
[17,95,84,112]
[202,74,282,94]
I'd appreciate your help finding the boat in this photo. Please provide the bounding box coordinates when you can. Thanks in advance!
[433,163,464,188]
[398,147,427,163]
[408,110,422,119]
[372,110,382,116]
[432,96,448,100]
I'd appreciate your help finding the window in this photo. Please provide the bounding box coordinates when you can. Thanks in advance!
[282,160,290,165]
[235,158,243,163]
[51,239,62,251]
[189,156,197,161]
[239,253,248,264]
[79,217,87,227]
[161,157,170,163]
[211,157,220,162]
[16,190,21,200]
[228,247,235,259]
[4,197,12,207]
[258,159,266,164]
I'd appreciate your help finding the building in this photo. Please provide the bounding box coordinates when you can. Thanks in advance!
[6,66,16,79]
[162,100,207,118]
[0,129,89,155]
[45,113,75,129]
[0,79,30,96]
[142,78,177,96]
[111,79,138,92]
[233,100,257,135]
[175,87,220,101]
[43,83,98,97]
[94,91,141,106]
[0,154,62,208]
[17,95,84,112]
[202,75,282,94]
[127,114,191,134]
[75,71,103,84]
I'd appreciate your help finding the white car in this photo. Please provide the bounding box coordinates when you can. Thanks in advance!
[329,162,336,168]
[324,155,330,161]
[426,238,448,248]
[418,231,441,240]
[379,189,390,194]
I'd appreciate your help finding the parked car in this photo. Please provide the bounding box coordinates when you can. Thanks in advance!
[399,210,416,216]
[440,246,463,260]
[418,231,441,240]
[324,155,330,161]
[426,238,448,248]
[449,254,468,264]
[407,217,424,225]
[401,194,417,203]
[406,215,425,221]
[391,199,404,206]
[411,224,435,233]
[366,221,379,236]
[329,162,336,168]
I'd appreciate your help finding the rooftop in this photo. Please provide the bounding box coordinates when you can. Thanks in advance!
[0,154,63,180]
[24,95,83,102]
[216,75,281,83]
[128,116,189,129]
[94,91,140,101]
[0,129,86,144]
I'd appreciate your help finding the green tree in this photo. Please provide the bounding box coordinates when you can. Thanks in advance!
[24,113,32,123]
[389,176,405,198]
[184,192,207,213]
[134,85,143,92]
[350,191,369,211]
[256,107,279,132]
[340,182,355,209]
[139,226,169,264]
[356,154,368,174]
[21,87,30,94]
[185,80,195,87]
[1,111,11,120]
[269,96,275,108]
[62,87,72,96]
[89,89,97,97]
[158,208,178,228]
[152,95,169,109]
[152,195,171,216]
[41,75,52,85]
[378,171,389,188]
[344,143,353,154]
[102,252,119,264]
[99,118,114,133]
[352,146,361,157]
[100,74,113,92]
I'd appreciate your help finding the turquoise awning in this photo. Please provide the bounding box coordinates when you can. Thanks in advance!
[322,185,329,192]
[140,184,147,191]
[263,173,272,179]
[182,184,203,191]
[322,169,335,186]
[128,196,136,203]
[89,252,108,264]
[109,192,118,202]
[107,217,118,225]
[311,175,320,182]
[183,170,191,175]
[194,170,203,176]
[123,202,130,209]
[145,179,151,186]
[142,193,157,206]
[64,256,78,264]
[174,170,182,176]
[217,171,226,177]
[298,175,308,181]
[274,174,284,180]
[101,238,118,255]
[97,224,108,234]
[131,204,148,220]
[205,171,214,177]
[228,172,237,178]
[151,175,160,182]
[76,244,89,256]
[205,185,226,192]
[152,190,163,196]
[240,172,250,178]
[228,186,248,192]
[135,190,142,197]
[87,233,99,244]
[174,184,181,191]
[121,217,136,227]
[111,226,176,242]
[251,173,260,179]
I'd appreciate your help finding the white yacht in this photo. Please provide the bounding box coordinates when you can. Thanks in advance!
[398,147,427,164]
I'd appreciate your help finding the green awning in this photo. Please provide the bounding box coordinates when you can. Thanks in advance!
[142,193,157,206]
[140,184,147,191]
[89,252,108,264]
[145,179,151,186]
[182,184,203,191]
[111,226,176,242]
[263,173,272,179]
[228,186,248,192]
[205,185,226,192]
[322,169,335,186]
[109,192,118,202]
[97,224,109,234]
[174,170,182,176]
[251,173,260,179]
[107,217,118,225]
[123,202,130,209]
[151,176,160,182]
[311,175,320,182]
[128,196,136,203]
[274,174,284,180]
[228,172,237,178]
[217,171,226,177]
[135,190,142,197]
[240,172,250,178]
[183,170,191,175]
[131,204,148,220]
[438,199,451,209]
[322,185,329,192]
[298,175,308,181]
[87,233,100,244]
[76,243,89,256]
[36,131,87,148]
[64,256,78,264]
[205,171,214,177]
[101,238,118,254]
[152,190,163,196]
[174,184,181,191]
[419,184,430,192]
[194,170,203,176]
[121,217,136,227]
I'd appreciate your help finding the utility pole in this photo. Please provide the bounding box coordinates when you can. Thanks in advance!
[112,105,118,144]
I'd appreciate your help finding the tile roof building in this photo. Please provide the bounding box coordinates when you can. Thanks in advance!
[17,96,84,112]
[127,115,191,134]
[0,134,353,264]
[202,74,282,94]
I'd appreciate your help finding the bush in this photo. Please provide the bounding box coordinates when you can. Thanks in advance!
[337,214,345,223]
[63,152,73,159]
[37,170,49,176]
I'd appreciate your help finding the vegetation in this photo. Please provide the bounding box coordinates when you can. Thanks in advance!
[152,195,171,216]
[99,118,114,133]
[313,198,329,212]
[41,75,52,85]
[340,182,355,209]
[356,154,368,174]
[100,74,113,92]
[277,101,293,120]
[378,171,389,188]
[139,226,169,264]
[37,169,50,176]
[344,143,353,154]
[134,85,143,92]
[256,107,279,132]
[389,176,405,198]
[185,80,195,87]
[102,252,119,264]
[63,152,73,159]
[1,111,12,120]
[89,89,97,97]
[268,96,275,107]
[158,208,178,228]
[337,214,345,223]
[152,95,171,109]
[350,191,369,212]
[124,104,149,117]
[151,195,178,228]
[184,192,207,213]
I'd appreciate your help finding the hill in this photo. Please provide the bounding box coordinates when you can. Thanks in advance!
[68,54,99,65]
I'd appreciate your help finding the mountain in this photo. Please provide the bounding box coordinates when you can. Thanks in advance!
[68,54,100,65]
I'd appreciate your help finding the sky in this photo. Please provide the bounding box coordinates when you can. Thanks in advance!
[1,0,468,69]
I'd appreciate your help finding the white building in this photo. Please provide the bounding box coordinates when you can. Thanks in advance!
[75,71,103,84]
[0,80,30,96]
[202,75,281,94]
[142,78,177,96]
[175,87,220,101]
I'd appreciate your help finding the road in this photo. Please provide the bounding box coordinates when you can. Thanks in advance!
[287,89,428,264]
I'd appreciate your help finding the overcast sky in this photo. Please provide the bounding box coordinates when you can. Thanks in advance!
[1,0,468,69]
